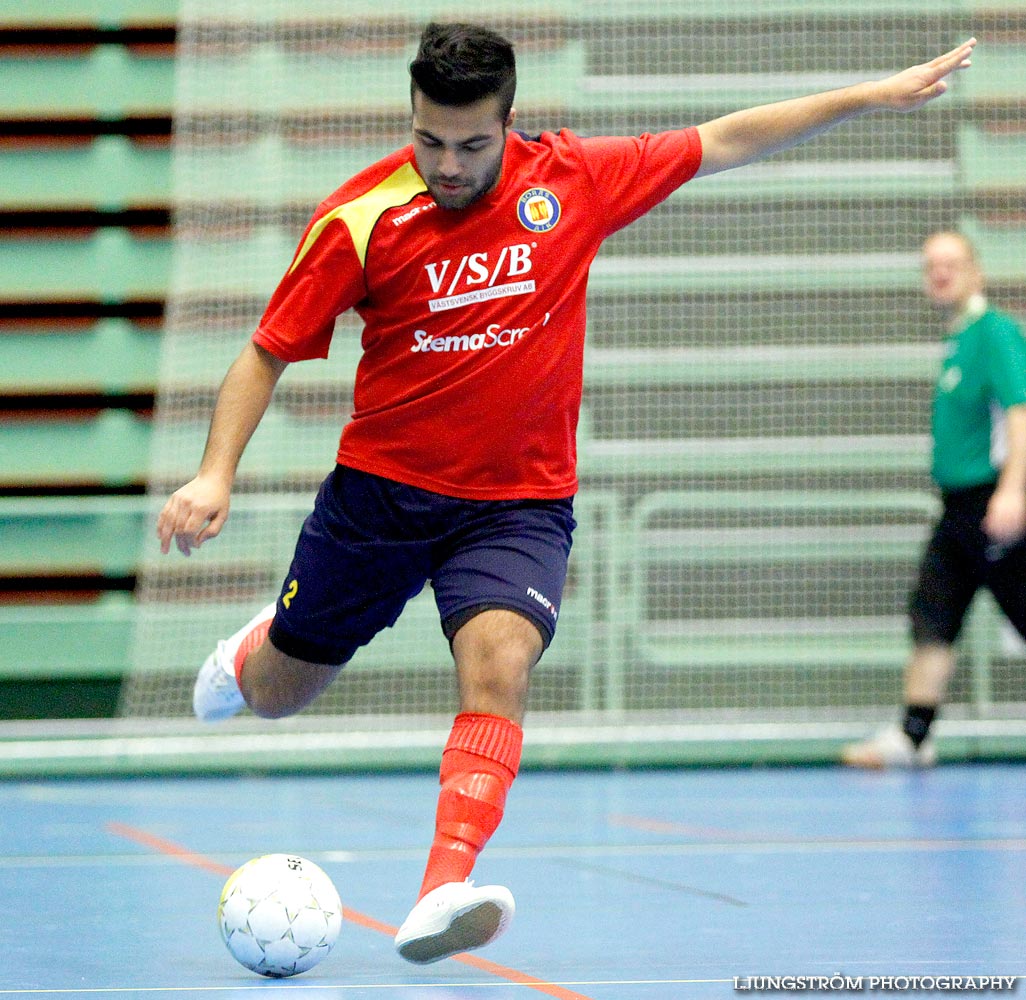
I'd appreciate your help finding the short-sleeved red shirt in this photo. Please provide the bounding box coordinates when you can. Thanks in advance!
[254,127,702,499]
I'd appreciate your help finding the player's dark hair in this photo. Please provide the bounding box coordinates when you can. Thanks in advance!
[409,23,516,120]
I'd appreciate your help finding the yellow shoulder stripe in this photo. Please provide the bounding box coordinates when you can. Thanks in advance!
[289,161,427,273]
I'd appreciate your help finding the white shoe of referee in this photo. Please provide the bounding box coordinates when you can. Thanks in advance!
[841,722,937,769]
[192,602,276,722]
[394,881,515,964]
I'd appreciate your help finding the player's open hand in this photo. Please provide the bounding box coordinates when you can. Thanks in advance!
[982,485,1026,548]
[156,475,231,556]
[875,38,975,112]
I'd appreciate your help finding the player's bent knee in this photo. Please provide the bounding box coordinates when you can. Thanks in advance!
[452,608,545,664]
[244,688,300,720]
[451,609,542,719]
[243,673,339,719]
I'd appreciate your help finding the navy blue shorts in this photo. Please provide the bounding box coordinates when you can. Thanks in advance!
[267,465,576,665]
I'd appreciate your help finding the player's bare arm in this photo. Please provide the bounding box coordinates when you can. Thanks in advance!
[157,342,289,557]
[983,404,1026,544]
[694,38,975,178]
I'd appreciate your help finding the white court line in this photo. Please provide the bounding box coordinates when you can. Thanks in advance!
[323,838,1026,859]
[0,982,731,995]
[3,837,1026,869]
[3,718,1025,762]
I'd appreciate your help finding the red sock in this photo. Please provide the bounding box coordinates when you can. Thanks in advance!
[233,618,273,684]
[418,712,523,899]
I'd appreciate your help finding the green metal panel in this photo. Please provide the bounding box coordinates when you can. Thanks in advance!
[157,1,974,22]
[177,43,586,115]
[0,496,148,575]
[583,344,939,387]
[0,321,161,393]
[960,218,1026,284]
[0,48,174,117]
[959,44,1026,104]
[0,139,172,212]
[0,0,178,27]
[959,125,1026,193]
[0,231,171,300]
[0,595,135,679]
[0,410,151,487]
[578,433,930,477]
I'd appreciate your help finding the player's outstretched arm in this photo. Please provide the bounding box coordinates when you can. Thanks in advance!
[156,342,289,556]
[694,38,975,178]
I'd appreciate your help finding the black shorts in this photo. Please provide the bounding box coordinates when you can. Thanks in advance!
[267,465,576,665]
[909,483,1026,645]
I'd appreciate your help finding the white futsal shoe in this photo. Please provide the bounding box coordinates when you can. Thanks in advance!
[394,880,515,964]
[192,602,276,722]
[840,723,937,769]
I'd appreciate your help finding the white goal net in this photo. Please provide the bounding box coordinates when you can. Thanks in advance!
[119,0,1026,747]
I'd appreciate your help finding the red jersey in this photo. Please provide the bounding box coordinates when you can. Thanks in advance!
[253,127,702,499]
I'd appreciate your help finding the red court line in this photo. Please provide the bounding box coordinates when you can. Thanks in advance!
[608,813,748,839]
[107,821,234,876]
[106,821,595,1000]
[450,952,599,1000]
[606,813,1026,850]
[609,812,848,842]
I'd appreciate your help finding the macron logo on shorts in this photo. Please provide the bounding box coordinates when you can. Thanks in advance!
[527,587,558,620]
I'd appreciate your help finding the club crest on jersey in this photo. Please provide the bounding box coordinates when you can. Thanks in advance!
[517,188,561,233]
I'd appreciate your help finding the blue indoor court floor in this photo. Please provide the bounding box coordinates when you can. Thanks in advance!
[1,764,1024,998]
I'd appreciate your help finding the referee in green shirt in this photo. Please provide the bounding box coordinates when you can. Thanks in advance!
[843,231,1026,768]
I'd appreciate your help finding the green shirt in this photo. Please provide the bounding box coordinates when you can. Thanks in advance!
[931,303,1026,490]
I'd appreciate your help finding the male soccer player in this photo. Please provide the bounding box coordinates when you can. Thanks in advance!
[157,23,975,962]
[842,231,1026,769]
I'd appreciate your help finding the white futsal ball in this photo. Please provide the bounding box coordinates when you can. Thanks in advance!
[217,854,343,978]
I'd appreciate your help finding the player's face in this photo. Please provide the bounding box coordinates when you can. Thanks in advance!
[412,91,514,211]
[921,233,983,313]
